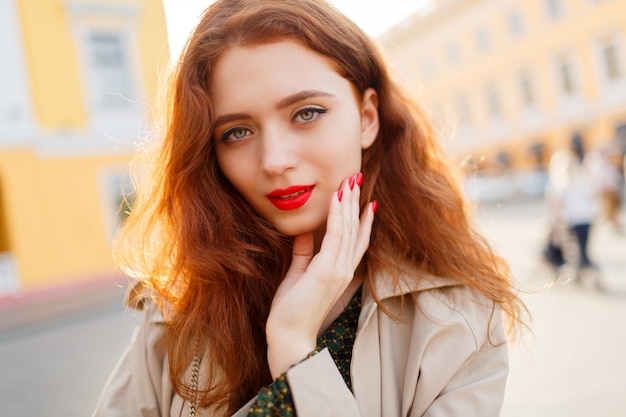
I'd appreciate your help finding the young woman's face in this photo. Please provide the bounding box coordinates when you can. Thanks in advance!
[211,40,379,236]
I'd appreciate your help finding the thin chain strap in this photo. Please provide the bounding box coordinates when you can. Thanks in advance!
[189,353,201,417]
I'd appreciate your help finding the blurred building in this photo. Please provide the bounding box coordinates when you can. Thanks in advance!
[380,0,626,178]
[0,0,169,295]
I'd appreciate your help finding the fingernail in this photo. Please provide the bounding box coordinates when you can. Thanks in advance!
[338,189,343,202]
[356,172,364,187]
[349,176,356,190]
[371,200,378,213]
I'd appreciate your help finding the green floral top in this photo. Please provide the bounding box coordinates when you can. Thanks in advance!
[248,286,363,416]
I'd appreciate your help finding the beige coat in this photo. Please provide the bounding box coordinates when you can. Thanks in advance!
[93,267,509,417]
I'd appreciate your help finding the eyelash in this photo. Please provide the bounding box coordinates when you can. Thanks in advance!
[220,127,251,143]
[294,107,328,123]
[219,107,328,143]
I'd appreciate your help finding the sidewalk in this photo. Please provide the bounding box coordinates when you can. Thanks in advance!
[476,199,626,417]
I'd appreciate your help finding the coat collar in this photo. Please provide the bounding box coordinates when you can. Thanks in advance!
[358,261,459,333]
[367,261,459,301]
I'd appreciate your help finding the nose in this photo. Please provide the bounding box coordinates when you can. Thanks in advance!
[260,131,298,176]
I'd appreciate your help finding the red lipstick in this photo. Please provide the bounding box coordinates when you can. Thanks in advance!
[266,185,315,210]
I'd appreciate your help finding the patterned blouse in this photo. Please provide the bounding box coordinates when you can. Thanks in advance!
[248,286,363,416]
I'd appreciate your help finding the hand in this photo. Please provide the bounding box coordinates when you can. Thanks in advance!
[265,173,377,378]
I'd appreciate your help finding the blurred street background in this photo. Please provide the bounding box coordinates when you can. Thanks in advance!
[1,0,625,416]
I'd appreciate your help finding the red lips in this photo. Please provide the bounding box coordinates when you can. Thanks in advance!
[266,185,315,210]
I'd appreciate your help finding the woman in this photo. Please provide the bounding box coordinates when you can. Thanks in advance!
[94,0,527,416]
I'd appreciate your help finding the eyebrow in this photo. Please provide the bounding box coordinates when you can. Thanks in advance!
[213,90,334,128]
[276,90,333,110]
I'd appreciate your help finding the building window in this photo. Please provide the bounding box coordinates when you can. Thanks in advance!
[508,10,524,38]
[65,2,142,128]
[0,0,36,141]
[475,27,490,52]
[419,57,436,80]
[616,123,626,150]
[485,82,501,118]
[496,151,511,169]
[446,42,462,67]
[455,93,472,127]
[530,142,547,168]
[101,169,135,240]
[87,31,134,109]
[545,0,564,19]
[599,38,623,81]
[556,54,577,95]
[519,69,535,107]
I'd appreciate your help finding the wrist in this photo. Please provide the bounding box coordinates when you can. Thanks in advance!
[266,336,316,379]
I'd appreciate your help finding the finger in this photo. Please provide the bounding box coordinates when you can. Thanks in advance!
[353,201,377,269]
[315,188,344,263]
[336,176,355,273]
[347,174,361,266]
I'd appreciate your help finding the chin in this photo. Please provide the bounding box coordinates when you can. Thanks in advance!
[274,225,314,237]
[271,218,325,237]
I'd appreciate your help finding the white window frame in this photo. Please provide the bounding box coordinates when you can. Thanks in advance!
[86,30,135,111]
[475,26,491,53]
[99,165,134,242]
[553,52,582,97]
[66,2,145,141]
[452,91,478,151]
[507,9,525,39]
[544,0,564,20]
[516,67,545,130]
[592,31,626,103]
[485,81,502,120]
[519,68,535,108]
[455,92,472,128]
[483,81,509,141]
[0,0,38,142]
[446,42,462,68]
[419,56,437,81]
[551,50,585,116]
[0,252,20,295]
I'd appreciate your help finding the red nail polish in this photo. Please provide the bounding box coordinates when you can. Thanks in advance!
[349,176,355,190]
[371,200,378,213]
[356,172,364,187]
[338,189,343,202]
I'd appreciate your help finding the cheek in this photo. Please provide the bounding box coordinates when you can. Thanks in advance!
[315,141,362,187]
[328,126,364,167]
[216,153,247,191]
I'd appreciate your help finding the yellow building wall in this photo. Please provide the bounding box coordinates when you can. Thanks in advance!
[0,151,130,289]
[382,0,626,172]
[17,0,86,129]
[0,0,170,292]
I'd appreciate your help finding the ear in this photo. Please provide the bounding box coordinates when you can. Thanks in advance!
[360,88,379,150]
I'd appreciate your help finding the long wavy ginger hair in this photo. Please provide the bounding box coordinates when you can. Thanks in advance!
[114,0,526,413]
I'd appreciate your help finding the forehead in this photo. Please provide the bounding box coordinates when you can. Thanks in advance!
[209,41,350,106]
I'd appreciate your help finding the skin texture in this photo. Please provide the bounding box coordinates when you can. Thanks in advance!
[211,41,380,378]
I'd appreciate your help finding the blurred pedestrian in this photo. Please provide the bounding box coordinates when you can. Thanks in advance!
[93,1,527,416]
[544,143,602,282]
[586,146,623,234]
